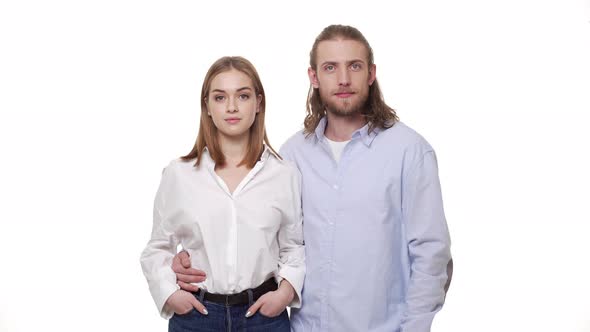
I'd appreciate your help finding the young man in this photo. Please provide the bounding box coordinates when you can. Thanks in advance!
[173,25,452,331]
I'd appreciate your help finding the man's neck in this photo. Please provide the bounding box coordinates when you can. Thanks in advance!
[324,112,366,142]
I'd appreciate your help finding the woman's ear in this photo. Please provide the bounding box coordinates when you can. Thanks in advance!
[204,97,211,116]
[256,94,262,113]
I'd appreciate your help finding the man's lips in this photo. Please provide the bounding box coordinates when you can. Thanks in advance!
[334,92,354,98]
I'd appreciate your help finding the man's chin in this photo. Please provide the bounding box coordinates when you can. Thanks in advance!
[326,103,363,117]
[328,109,358,117]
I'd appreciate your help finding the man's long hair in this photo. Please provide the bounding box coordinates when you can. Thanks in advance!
[304,25,399,135]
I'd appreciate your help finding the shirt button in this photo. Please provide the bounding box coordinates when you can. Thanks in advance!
[333,184,339,190]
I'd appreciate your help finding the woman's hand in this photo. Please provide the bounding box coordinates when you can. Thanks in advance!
[245,280,295,318]
[164,290,208,315]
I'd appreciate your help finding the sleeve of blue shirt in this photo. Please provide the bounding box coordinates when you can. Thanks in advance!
[400,150,452,332]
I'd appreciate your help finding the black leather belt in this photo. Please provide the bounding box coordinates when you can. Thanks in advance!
[196,278,277,306]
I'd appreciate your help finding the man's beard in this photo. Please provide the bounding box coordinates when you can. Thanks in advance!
[321,89,369,117]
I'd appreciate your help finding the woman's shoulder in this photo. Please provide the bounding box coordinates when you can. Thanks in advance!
[161,157,198,178]
[265,155,301,183]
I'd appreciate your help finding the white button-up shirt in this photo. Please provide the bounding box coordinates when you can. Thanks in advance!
[140,147,305,319]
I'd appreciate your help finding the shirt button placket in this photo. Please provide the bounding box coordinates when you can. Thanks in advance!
[325,171,342,329]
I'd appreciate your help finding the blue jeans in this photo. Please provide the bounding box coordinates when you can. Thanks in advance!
[168,297,290,332]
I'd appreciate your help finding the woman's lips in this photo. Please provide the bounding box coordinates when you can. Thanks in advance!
[225,118,241,124]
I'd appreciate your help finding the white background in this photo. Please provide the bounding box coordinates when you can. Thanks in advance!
[1,0,589,331]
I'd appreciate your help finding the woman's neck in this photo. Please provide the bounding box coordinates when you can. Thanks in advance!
[217,133,249,168]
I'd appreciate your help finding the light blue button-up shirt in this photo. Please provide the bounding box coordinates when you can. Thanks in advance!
[280,118,451,332]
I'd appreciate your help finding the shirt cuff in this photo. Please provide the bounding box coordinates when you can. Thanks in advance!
[278,265,305,308]
[149,280,180,319]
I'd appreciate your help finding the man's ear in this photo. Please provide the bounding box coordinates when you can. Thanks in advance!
[368,64,377,86]
[308,67,320,88]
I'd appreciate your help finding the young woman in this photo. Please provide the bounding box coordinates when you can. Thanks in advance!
[140,56,304,331]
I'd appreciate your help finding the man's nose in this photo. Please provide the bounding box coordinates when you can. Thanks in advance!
[338,68,351,86]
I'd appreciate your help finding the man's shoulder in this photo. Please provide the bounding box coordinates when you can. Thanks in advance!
[279,129,311,155]
[381,121,424,142]
[283,129,308,146]
[380,121,433,151]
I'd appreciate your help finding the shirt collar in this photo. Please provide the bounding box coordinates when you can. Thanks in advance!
[314,116,380,147]
[260,143,281,163]
[353,122,380,147]
[314,117,329,141]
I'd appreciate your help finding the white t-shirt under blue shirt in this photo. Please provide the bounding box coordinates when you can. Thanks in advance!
[325,137,350,164]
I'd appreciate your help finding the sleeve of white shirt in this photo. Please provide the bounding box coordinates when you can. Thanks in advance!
[400,150,452,332]
[276,162,306,308]
[140,166,180,319]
